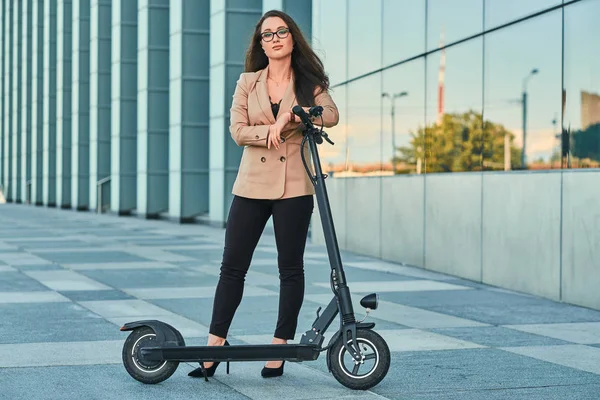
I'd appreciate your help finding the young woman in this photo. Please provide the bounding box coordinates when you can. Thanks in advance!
[189,9,339,379]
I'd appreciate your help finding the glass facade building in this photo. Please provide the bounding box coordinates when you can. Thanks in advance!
[0,0,599,311]
[0,0,597,219]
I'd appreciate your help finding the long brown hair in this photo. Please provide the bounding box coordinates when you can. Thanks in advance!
[245,10,330,107]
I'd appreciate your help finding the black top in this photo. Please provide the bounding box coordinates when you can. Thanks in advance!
[271,99,281,119]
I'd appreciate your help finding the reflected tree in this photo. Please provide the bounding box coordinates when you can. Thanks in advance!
[396,110,521,173]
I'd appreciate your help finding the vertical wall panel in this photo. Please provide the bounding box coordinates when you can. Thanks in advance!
[282,0,311,41]
[71,0,90,210]
[110,0,137,214]
[12,0,22,202]
[43,0,57,206]
[169,0,209,222]
[89,0,112,211]
[3,1,12,201]
[137,0,169,217]
[263,0,282,12]
[56,0,72,208]
[0,0,4,194]
[22,0,33,204]
[31,0,44,205]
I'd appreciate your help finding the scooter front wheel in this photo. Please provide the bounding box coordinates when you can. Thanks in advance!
[328,328,390,390]
[122,326,179,384]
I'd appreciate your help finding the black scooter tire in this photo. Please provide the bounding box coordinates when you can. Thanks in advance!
[328,329,390,390]
[122,326,179,384]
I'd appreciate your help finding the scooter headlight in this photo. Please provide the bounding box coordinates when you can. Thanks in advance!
[360,293,378,310]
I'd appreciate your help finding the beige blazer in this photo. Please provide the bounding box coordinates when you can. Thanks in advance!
[229,65,339,200]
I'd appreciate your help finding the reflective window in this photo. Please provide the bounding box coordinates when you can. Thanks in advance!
[382,0,425,67]
[426,0,483,52]
[483,10,562,170]
[313,0,347,86]
[348,0,382,79]
[345,73,383,174]
[382,58,425,174]
[485,0,561,30]
[424,39,483,172]
[562,0,600,169]
[320,85,347,175]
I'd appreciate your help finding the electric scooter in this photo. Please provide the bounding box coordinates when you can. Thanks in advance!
[119,105,391,390]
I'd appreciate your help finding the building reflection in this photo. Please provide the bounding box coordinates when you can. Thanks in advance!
[312,0,598,176]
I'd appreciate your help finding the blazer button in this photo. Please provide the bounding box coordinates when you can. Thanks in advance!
[255,134,260,139]
[261,157,266,162]
[280,156,286,162]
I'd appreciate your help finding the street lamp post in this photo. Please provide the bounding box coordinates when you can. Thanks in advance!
[521,68,538,168]
[382,91,408,174]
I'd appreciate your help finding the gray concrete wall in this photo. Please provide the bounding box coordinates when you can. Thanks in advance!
[311,169,600,311]
[561,170,600,310]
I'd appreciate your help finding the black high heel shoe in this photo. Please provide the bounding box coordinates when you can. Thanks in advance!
[261,360,285,378]
[188,340,230,381]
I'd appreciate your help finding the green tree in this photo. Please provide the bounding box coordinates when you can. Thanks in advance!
[396,110,521,172]
[572,122,600,162]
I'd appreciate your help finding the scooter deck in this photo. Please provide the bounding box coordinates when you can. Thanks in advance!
[140,343,322,363]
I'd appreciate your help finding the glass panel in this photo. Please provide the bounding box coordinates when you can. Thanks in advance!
[426,0,483,52]
[424,38,483,173]
[563,0,600,169]
[382,0,426,66]
[314,0,346,86]
[347,0,382,80]
[484,0,561,30]
[483,10,562,171]
[382,58,425,174]
[346,73,383,175]
[321,85,347,176]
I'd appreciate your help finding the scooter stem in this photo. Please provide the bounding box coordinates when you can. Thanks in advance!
[305,127,355,323]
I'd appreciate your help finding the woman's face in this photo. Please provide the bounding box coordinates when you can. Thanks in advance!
[260,16,293,61]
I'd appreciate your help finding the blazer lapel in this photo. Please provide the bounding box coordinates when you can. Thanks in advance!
[255,65,277,125]
[279,70,297,119]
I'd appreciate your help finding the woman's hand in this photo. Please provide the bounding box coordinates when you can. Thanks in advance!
[267,112,292,150]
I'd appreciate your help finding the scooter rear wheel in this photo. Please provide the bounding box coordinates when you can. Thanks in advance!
[122,326,179,384]
[328,328,390,390]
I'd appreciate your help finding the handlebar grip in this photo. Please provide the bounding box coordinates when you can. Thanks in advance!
[292,105,312,126]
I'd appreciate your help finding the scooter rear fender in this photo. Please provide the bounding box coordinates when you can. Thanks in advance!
[120,320,185,347]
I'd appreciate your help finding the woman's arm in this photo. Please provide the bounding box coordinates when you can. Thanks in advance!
[313,88,339,128]
[283,87,340,131]
[229,74,269,147]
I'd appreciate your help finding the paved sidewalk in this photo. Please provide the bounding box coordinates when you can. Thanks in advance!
[1,203,600,399]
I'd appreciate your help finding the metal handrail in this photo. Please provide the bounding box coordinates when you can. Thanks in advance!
[97,176,111,214]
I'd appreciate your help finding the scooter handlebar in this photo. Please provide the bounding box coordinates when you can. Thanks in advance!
[292,105,333,145]
[292,105,313,126]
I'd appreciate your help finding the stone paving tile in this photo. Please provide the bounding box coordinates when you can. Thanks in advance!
[428,326,573,348]
[382,289,600,325]
[2,203,600,399]
[0,302,124,344]
[33,250,152,264]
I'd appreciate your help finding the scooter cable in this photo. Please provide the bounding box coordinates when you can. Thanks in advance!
[300,116,325,187]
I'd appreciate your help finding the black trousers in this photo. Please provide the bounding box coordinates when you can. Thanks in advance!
[209,194,314,340]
